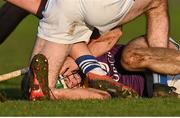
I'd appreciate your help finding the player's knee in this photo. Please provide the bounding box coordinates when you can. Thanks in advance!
[121,49,135,70]
[121,48,144,70]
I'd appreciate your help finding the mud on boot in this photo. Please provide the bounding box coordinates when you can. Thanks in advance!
[87,73,139,98]
[153,84,179,98]
[28,54,50,101]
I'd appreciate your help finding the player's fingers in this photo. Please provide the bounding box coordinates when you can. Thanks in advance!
[73,73,81,84]
[64,77,71,88]
[63,68,79,77]
[59,64,70,75]
[63,69,73,77]
[71,73,82,88]
[67,74,79,88]
[64,73,81,88]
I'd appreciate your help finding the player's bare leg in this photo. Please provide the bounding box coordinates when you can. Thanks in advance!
[30,37,72,99]
[29,38,112,100]
[33,38,71,88]
[121,0,169,47]
[121,37,180,75]
[52,88,111,100]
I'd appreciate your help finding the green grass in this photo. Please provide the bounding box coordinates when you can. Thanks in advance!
[0,98,180,116]
[119,1,180,44]
[0,1,180,116]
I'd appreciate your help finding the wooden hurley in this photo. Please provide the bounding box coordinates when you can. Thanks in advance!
[0,67,29,82]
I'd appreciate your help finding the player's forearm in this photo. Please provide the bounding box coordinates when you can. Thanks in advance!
[52,88,111,100]
[88,28,122,57]
[146,0,169,48]
[6,0,41,14]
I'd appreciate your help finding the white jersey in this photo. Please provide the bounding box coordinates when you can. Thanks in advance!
[38,0,134,44]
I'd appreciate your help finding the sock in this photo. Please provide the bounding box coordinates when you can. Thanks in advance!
[153,73,168,85]
[75,55,107,75]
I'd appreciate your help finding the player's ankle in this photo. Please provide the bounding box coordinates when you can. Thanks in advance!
[75,55,107,75]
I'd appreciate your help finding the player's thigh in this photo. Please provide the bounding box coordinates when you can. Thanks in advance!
[121,36,149,71]
[31,37,46,59]
[31,37,72,64]
[121,36,148,62]
[37,38,72,88]
[126,37,180,50]
[121,0,152,24]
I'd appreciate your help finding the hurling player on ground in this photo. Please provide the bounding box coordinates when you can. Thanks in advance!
[4,0,139,100]
[0,1,142,99]
[4,0,180,99]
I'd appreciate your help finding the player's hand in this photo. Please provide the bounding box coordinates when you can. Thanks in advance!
[64,72,82,88]
[60,56,79,77]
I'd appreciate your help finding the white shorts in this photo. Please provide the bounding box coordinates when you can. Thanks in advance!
[37,0,135,44]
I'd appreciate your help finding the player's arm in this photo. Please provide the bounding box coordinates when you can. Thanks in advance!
[146,0,169,47]
[88,27,122,57]
[60,27,122,76]
[0,2,28,44]
[6,0,41,15]
[0,0,47,44]
[53,88,111,100]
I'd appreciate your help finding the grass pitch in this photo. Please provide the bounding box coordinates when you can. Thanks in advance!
[0,1,180,116]
[1,98,180,116]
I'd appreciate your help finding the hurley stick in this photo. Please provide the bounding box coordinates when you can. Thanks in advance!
[0,67,29,82]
